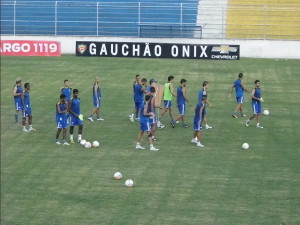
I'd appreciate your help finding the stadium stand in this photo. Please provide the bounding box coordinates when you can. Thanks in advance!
[226,0,300,39]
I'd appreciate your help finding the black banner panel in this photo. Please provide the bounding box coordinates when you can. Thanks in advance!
[76,42,240,60]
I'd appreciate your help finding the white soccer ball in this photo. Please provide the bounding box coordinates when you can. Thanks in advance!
[242,143,249,150]
[92,141,100,148]
[114,172,122,180]
[263,109,269,116]
[84,142,91,149]
[125,179,134,187]
[80,139,86,146]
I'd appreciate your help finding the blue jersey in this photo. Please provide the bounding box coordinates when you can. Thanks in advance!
[177,86,185,105]
[56,102,67,122]
[61,87,72,101]
[140,102,150,123]
[197,88,206,105]
[23,91,31,108]
[194,103,206,122]
[14,84,23,100]
[93,84,101,100]
[70,98,81,115]
[147,95,154,113]
[234,79,244,97]
[252,88,261,103]
[133,83,144,102]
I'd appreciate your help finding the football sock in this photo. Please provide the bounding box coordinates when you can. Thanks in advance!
[78,135,82,140]
[15,114,18,123]
[70,134,73,140]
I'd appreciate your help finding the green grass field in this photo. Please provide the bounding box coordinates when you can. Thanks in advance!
[1,55,300,225]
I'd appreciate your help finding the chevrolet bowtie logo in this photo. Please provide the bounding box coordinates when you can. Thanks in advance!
[212,45,238,54]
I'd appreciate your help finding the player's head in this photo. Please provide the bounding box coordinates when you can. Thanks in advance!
[254,80,260,87]
[202,81,209,89]
[95,77,100,84]
[238,73,243,79]
[150,86,156,93]
[168,76,174,82]
[141,78,147,85]
[60,94,66,102]
[135,74,140,82]
[181,79,187,87]
[145,94,151,102]
[73,89,79,97]
[150,79,157,85]
[24,83,30,90]
[15,78,21,85]
[64,79,69,87]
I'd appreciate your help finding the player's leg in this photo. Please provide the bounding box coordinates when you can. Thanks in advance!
[28,110,36,131]
[256,104,263,128]
[62,128,70,145]
[70,125,74,143]
[56,128,62,144]
[232,97,241,118]
[21,110,29,132]
[78,124,83,142]
[136,129,145,149]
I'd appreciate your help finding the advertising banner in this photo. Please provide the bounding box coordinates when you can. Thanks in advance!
[0,40,61,56]
[76,41,239,60]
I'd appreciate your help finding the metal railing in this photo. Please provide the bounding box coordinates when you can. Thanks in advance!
[1,1,300,40]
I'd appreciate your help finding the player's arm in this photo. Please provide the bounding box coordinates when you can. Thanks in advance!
[68,100,78,117]
[57,102,64,114]
[241,81,250,93]
[21,91,26,111]
[13,86,21,96]
[182,87,191,106]
[199,104,205,121]
[170,83,177,97]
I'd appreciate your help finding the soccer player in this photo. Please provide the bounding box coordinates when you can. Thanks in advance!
[69,89,84,143]
[159,75,177,128]
[246,80,264,128]
[88,77,104,122]
[174,79,192,128]
[21,83,36,132]
[130,76,147,122]
[148,86,159,141]
[13,78,23,123]
[191,91,207,147]
[230,72,250,118]
[198,81,212,129]
[60,79,72,102]
[136,95,159,151]
[56,94,69,145]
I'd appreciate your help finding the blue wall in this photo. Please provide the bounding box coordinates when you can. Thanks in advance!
[1,0,198,37]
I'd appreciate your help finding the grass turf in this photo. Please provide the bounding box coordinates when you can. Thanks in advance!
[1,55,300,225]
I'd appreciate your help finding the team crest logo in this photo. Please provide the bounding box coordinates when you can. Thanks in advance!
[77,44,87,54]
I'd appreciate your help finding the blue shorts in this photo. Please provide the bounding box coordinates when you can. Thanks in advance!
[252,102,262,114]
[70,114,83,126]
[14,100,22,111]
[164,100,172,108]
[93,97,101,108]
[56,118,68,129]
[193,119,203,131]
[134,101,143,110]
[22,107,32,118]
[178,104,186,115]
[236,96,244,104]
[149,116,157,125]
[140,121,151,132]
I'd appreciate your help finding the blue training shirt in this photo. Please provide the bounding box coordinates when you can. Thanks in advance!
[197,88,207,105]
[70,98,81,115]
[61,87,72,101]
[23,91,31,108]
[177,86,185,105]
[252,88,261,103]
[56,102,67,122]
[140,101,150,123]
[133,83,144,102]
[234,79,244,97]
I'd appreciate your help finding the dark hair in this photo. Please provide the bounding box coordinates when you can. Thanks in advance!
[141,78,147,82]
[168,76,174,82]
[24,83,30,89]
[145,95,151,101]
[238,73,243,78]
[254,80,260,84]
[150,86,156,93]
[180,79,187,84]
[60,94,66,99]
[135,74,140,78]
[202,81,209,87]
[73,89,79,93]
[64,79,68,83]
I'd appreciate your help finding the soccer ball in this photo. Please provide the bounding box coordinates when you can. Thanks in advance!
[80,139,86,146]
[114,172,122,180]
[242,143,249,150]
[125,179,134,187]
[263,109,269,116]
[92,141,100,148]
[84,142,92,148]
